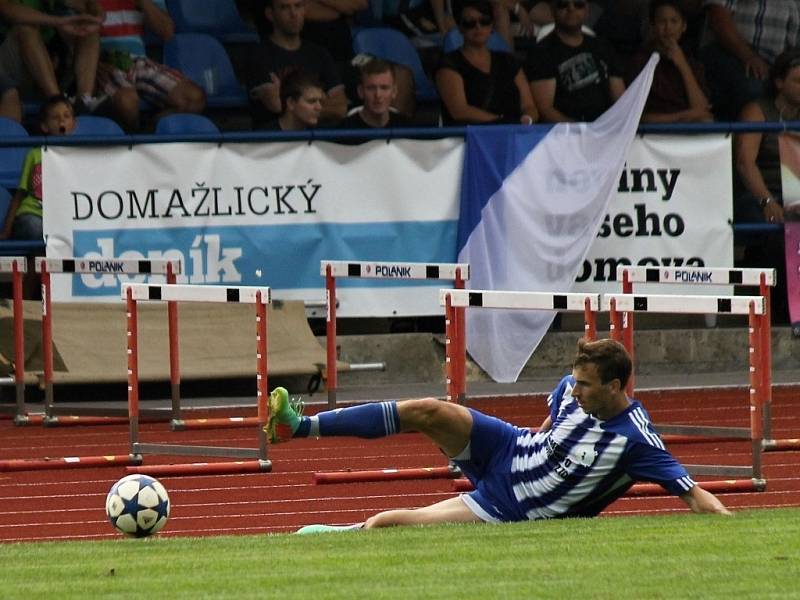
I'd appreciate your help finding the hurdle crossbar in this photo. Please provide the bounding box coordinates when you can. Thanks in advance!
[123,282,272,473]
[0,454,141,473]
[314,465,460,484]
[322,260,470,408]
[617,265,781,451]
[442,288,599,403]
[0,257,29,425]
[35,257,181,426]
[603,291,767,482]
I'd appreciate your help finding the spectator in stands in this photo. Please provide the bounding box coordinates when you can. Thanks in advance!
[1,95,74,242]
[302,0,366,65]
[0,0,103,121]
[0,0,103,113]
[626,0,712,123]
[591,0,649,61]
[733,49,800,328]
[526,0,624,122]
[701,0,799,122]
[94,0,206,132]
[436,0,538,125]
[735,49,800,225]
[263,67,322,130]
[246,0,347,128]
[340,59,408,129]
[0,74,20,121]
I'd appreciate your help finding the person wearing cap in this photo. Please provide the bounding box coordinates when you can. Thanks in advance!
[525,0,624,122]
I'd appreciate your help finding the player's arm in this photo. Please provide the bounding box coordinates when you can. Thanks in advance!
[537,414,552,432]
[320,84,348,124]
[679,485,732,515]
[706,5,768,80]
[530,78,572,123]
[0,189,23,240]
[735,101,784,223]
[0,0,101,32]
[608,76,625,103]
[138,0,175,41]
[306,0,368,18]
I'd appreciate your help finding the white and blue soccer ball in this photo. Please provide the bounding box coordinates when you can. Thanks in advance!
[105,474,170,537]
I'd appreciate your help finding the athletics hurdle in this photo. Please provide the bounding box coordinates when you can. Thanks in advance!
[122,282,272,475]
[314,289,599,486]
[321,260,470,408]
[615,266,793,452]
[0,257,33,425]
[35,257,180,426]
[442,288,599,402]
[604,292,767,489]
[312,263,469,486]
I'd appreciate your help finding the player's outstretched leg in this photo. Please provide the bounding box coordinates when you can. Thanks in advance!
[265,386,304,443]
[266,386,402,443]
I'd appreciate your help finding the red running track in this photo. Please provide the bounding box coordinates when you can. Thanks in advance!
[1,386,799,542]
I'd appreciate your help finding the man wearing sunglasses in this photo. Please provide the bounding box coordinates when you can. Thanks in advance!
[525,0,625,122]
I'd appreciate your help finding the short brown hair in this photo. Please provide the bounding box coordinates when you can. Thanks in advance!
[39,94,73,124]
[279,68,322,111]
[360,58,395,82]
[573,338,632,388]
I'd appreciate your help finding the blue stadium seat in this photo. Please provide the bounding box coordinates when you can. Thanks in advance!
[442,28,512,53]
[155,113,220,135]
[0,118,29,189]
[167,0,259,44]
[73,116,126,137]
[352,27,439,103]
[163,33,248,108]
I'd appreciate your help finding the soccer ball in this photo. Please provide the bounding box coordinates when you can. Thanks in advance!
[106,474,170,537]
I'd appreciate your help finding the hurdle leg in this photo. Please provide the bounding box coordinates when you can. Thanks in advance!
[40,264,57,426]
[454,269,466,404]
[445,293,457,403]
[167,300,182,428]
[256,293,269,461]
[326,266,337,409]
[11,261,27,424]
[760,278,772,442]
[748,302,763,480]
[126,288,142,461]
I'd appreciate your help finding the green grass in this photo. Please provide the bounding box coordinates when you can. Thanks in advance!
[2,508,799,599]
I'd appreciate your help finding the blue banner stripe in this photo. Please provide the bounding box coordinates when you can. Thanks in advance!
[72,220,457,296]
[456,124,553,254]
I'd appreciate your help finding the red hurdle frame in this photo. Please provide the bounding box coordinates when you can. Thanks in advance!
[36,257,180,426]
[616,266,791,452]
[124,282,271,476]
[322,260,469,408]
[605,291,767,488]
[445,289,599,404]
[0,257,32,425]
[311,289,598,486]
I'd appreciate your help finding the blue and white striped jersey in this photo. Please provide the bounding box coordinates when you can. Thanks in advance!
[466,375,695,522]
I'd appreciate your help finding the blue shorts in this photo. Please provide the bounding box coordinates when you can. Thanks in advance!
[454,408,528,523]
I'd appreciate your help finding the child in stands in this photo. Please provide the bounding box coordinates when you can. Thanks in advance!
[1,94,75,242]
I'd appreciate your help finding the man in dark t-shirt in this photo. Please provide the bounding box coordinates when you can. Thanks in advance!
[525,0,624,122]
[339,59,408,130]
[246,0,347,128]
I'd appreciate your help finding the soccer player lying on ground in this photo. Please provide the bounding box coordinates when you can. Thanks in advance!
[267,338,732,533]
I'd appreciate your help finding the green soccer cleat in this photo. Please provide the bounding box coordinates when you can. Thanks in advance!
[265,386,303,443]
[295,524,363,535]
